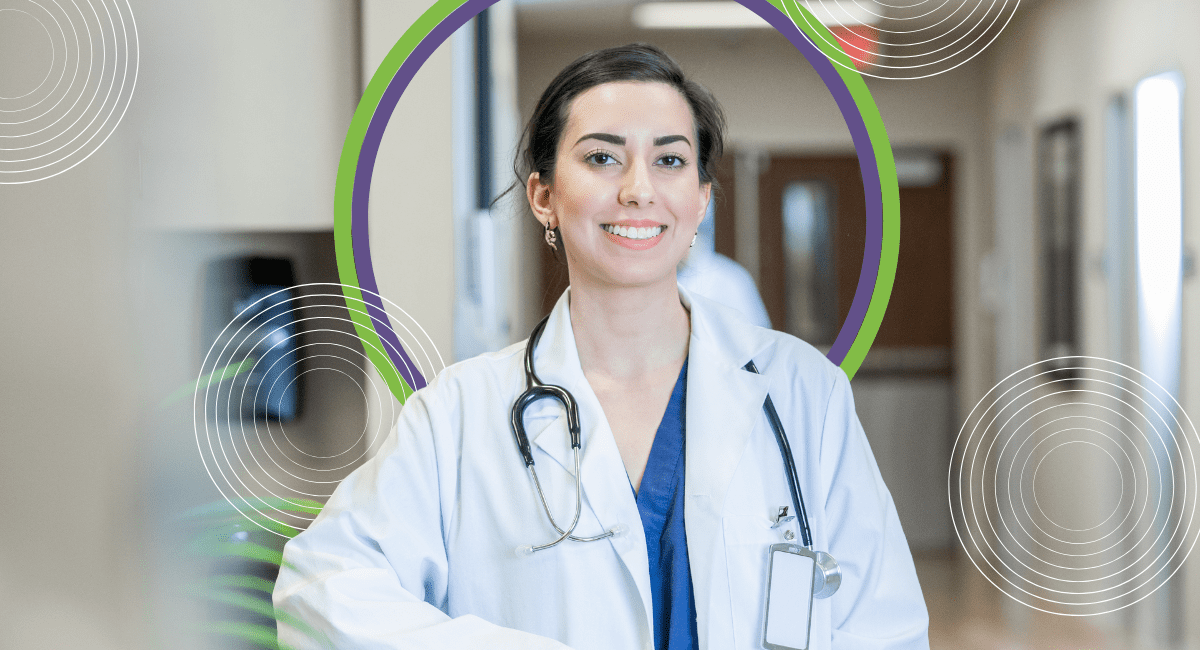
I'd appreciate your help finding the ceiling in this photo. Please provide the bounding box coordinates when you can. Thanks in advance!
[515,0,1030,45]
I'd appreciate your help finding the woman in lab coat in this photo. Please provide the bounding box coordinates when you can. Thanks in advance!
[274,44,929,650]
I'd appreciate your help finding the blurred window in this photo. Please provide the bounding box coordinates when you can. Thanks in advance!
[782,180,837,344]
[1037,119,1081,368]
[1135,72,1184,396]
[1133,70,1185,643]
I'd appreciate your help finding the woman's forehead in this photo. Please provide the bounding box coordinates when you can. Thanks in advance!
[562,81,695,144]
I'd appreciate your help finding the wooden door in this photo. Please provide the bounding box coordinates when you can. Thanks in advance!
[755,154,955,353]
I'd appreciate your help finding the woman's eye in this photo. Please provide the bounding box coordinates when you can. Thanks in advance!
[586,152,616,166]
[658,155,686,168]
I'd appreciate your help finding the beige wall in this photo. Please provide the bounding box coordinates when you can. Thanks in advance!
[362,0,457,365]
[136,0,357,231]
[0,137,140,649]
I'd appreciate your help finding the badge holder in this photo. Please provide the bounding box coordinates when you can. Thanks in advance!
[762,543,818,650]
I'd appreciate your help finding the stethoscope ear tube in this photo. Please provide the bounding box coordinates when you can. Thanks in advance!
[511,314,584,466]
[511,385,582,458]
[510,398,537,467]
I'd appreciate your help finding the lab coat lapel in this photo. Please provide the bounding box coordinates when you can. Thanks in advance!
[681,287,775,508]
[679,288,775,646]
[528,290,655,632]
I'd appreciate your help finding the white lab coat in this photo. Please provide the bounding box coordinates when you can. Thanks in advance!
[274,287,930,650]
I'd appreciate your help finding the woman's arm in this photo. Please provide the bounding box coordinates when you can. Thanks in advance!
[820,371,931,650]
[272,391,572,650]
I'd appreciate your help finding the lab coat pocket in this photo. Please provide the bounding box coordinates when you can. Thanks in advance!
[722,515,778,648]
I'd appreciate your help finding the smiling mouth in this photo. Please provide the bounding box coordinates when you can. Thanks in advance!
[601,224,666,240]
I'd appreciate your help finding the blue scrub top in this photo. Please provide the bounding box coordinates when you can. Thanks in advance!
[635,358,698,650]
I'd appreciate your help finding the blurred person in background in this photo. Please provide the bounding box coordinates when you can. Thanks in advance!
[677,200,771,329]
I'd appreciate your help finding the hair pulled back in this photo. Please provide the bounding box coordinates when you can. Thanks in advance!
[515,43,727,189]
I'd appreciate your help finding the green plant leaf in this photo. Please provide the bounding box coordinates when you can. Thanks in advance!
[201,621,280,649]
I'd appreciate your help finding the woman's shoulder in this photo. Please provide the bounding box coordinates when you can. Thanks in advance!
[754,329,848,417]
[759,327,841,378]
[690,292,843,388]
[370,342,529,464]
[410,339,528,404]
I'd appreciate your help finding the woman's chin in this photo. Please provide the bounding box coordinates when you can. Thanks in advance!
[574,265,682,293]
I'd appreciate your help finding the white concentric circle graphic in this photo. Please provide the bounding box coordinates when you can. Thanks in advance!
[781,0,1019,80]
[193,283,445,538]
[950,357,1200,616]
[0,0,138,183]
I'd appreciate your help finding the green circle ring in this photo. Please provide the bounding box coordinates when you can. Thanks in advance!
[333,0,899,403]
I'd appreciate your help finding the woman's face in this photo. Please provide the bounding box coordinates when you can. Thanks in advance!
[528,81,711,292]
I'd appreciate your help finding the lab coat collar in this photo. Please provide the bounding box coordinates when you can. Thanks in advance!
[677,286,776,509]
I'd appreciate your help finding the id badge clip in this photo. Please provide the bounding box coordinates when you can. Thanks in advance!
[762,543,816,650]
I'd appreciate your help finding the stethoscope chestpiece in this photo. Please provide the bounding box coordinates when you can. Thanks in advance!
[811,550,841,599]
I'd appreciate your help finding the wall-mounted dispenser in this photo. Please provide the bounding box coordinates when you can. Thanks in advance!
[203,256,301,422]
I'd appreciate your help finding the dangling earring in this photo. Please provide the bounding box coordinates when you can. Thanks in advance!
[690,233,698,248]
[544,224,558,251]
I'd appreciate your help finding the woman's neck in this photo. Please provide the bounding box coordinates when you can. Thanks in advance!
[567,275,690,380]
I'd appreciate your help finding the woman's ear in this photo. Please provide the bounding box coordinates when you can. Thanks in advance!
[698,182,712,222]
[526,172,555,229]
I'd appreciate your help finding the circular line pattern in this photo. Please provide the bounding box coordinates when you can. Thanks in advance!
[193,283,445,538]
[950,357,1200,615]
[333,0,900,394]
[0,0,138,184]
[783,0,1019,80]
[0,8,55,100]
[1030,440,1123,534]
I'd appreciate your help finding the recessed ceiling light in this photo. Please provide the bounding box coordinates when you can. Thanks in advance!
[632,1,881,30]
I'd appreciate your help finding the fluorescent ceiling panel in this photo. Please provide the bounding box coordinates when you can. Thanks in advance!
[632,1,881,30]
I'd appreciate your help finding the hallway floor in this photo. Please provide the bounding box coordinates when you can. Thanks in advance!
[914,550,1163,650]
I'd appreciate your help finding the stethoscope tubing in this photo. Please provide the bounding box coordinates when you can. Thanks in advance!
[744,360,813,549]
[510,314,840,598]
[512,315,615,553]
[521,451,618,554]
[511,316,815,553]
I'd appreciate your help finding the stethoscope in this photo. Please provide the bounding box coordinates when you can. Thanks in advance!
[509,314,841,600]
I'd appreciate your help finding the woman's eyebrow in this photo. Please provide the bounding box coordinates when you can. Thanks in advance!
[575,133,624,146]
[653,134,691,147]
[572,133,693,147]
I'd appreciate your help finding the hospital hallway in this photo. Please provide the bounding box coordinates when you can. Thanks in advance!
[4,0,1200,648]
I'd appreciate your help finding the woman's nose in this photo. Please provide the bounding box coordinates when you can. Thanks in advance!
[618,159,655,207]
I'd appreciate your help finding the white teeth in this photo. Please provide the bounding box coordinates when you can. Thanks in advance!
[604,224,664,240]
